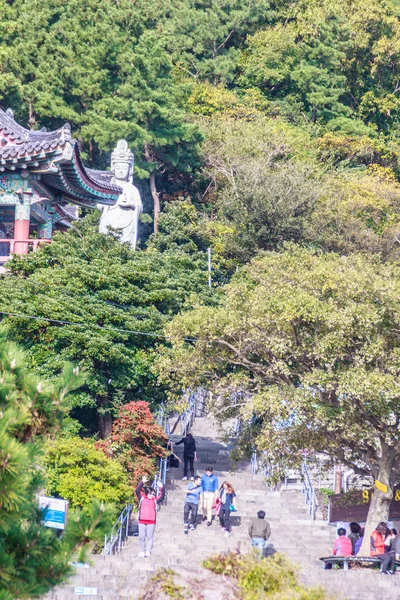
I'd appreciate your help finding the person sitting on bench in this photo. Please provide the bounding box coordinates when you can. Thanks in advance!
[354,528,364,555]
[325,528,352,568]
[371,522,396,574]
[334,528,353,556]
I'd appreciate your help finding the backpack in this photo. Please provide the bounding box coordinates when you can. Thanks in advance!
[168,454,180,468]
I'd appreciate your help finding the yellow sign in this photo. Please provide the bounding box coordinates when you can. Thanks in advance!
[375,480,388,493]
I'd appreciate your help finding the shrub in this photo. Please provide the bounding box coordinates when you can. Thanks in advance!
[96,401,167,487]
[203,552,329,600]
[44,438,132,511]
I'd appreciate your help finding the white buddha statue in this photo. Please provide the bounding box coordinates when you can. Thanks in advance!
[98,140,143,249]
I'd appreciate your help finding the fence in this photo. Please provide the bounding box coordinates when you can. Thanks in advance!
[103,503,132,555]
[301,460,316,520]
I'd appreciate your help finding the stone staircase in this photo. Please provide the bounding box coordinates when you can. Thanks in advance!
[43,417,400,600]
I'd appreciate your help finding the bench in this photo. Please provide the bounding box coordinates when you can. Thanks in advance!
[320,556,400,571]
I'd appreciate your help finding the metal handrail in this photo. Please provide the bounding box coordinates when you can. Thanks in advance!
[301,460,316,520]
[103,503,132,555]
[251,450,258,474]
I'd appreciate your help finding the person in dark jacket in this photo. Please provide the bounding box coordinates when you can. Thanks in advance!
[347,522,361,554]
[135,476,165,558]
[219,481,236,537]
[175,432,197,481]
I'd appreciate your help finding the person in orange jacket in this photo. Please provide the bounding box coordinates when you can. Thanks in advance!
[370,522,396,574]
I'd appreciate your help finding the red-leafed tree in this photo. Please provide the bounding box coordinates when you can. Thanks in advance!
[96,401,167,486]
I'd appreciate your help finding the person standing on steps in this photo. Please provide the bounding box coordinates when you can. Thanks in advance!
[136,476,165,558]
[201,467,219,526]
[175,432,197,481]
[248,510,271,554]
[219,481,236,537]
[183,475,203,534]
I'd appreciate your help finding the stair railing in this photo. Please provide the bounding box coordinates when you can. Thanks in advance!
[179,392,197,436]
[103,503,132,555]
[301,460,316,520]
[251,450,258,474]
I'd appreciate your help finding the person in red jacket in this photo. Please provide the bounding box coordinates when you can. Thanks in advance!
[333,528,353,556]
[136,476,165,558]
[370,522,395,574]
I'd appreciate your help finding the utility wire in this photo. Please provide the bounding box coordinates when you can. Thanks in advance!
[0,309,199,343]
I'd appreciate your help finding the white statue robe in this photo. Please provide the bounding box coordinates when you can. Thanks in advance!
[98,184,143,250]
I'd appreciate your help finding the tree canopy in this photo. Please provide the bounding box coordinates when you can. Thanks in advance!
[158,245,400,541]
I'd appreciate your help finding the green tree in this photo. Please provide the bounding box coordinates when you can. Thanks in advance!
[0,328,113,599]
[0,216,212,437]
[158,245,400,550]
[0,0,202,231]
[200,116,322,261]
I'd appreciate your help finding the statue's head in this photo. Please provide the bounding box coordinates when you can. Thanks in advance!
[111,140,134,183]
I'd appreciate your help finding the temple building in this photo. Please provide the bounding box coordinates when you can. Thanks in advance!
[0,108,121,264]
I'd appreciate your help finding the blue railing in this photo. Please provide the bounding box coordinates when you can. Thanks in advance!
[179,392,197,436]
[301,460,316,520]
[251,450,258,474]
[103,503,132,555]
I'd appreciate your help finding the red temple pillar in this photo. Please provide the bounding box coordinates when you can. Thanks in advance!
[14,195,31,255]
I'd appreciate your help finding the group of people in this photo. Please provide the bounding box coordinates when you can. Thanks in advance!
[134,432,273,559]
[331,521,400,574]
[183,467,236,535]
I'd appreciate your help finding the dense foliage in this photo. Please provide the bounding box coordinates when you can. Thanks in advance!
[44,438,132,511]
[158,245,400,544]
[0,328,114,599]
[0,215,212,436]
[1,0,400,564]
[96,401,167,485]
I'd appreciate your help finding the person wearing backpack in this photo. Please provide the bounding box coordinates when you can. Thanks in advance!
[175,432,197,480]
[135,476,165,558]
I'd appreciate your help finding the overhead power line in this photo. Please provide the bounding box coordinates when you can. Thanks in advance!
[0,309,199,343]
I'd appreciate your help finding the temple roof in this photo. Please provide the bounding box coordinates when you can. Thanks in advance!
[0,108,121,207]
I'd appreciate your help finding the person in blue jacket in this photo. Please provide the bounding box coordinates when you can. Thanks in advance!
[201,467,218,526]
[184,476,203,534]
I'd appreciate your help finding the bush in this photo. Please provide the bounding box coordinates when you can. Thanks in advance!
[203,552,329,600]
[44,438,132,511]
[96,401,167,487]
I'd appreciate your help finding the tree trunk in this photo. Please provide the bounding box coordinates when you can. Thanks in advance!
[144,144,160,235]
[149,171,160,234]
[96,394,112,439]
[359,451,394,555]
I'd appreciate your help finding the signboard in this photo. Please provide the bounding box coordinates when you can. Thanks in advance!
[74,588,97,596]
[329,488,400,524]
[38,496,68,530]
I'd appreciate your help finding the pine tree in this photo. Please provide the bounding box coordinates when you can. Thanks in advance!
[0,329,114,599]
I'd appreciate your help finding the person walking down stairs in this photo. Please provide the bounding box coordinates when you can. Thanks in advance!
[183,476,203,534]
[219,481,237,537]
[175,433,197,480]
[201,467,218,526]
[136,476,165,558]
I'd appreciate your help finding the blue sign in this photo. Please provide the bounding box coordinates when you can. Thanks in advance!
[39,496,68,530]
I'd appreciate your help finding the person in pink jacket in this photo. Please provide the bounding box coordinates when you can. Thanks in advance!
[135,476,165,558]
[333,528,353,556]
